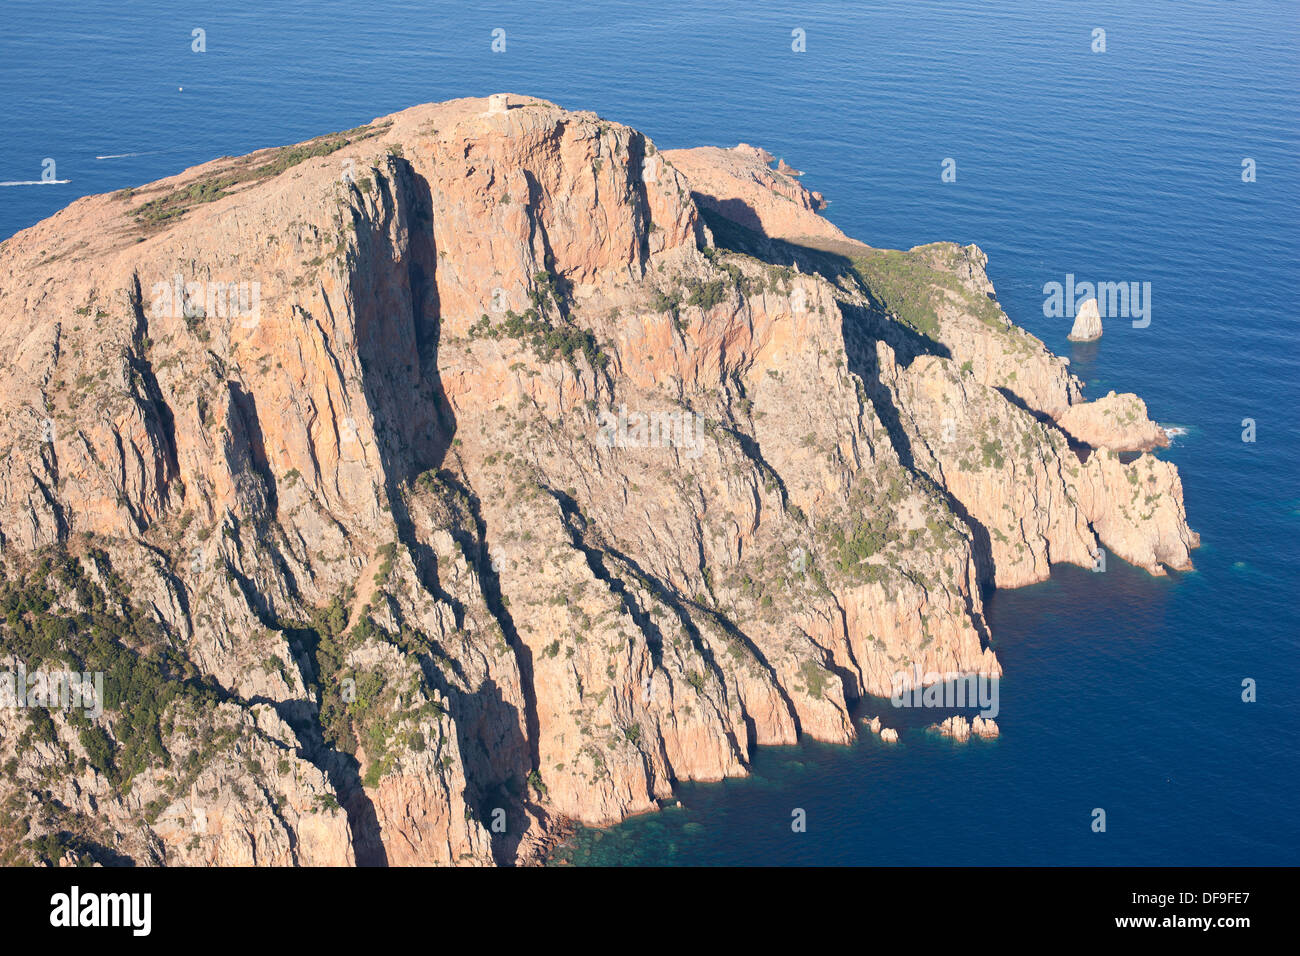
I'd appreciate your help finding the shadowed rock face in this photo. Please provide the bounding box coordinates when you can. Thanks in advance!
[0,95,1196,866]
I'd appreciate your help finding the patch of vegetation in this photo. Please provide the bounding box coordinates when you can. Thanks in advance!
[285,589,444,788]
[0,547,224,789]
[848,246,1010,344]
[372,542,398,589]
[686,278,729,311]
[527,769,547,796]
[849,250,943,339]
[829,519,892,572]
[820,475,912,583]
[979,437,1006,470]
[650,287,683,328]
[799,660,829,701]
[133,120,390,226]
[469,272,610,370]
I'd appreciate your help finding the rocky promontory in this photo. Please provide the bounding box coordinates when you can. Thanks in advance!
[0,96,1196,866]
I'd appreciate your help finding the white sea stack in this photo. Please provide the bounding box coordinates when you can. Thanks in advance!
[1068,297,1103,341]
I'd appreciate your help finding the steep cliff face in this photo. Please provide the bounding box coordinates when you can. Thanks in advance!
[0,96,1196,866]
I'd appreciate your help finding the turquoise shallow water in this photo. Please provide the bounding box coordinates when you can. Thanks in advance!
[2,0,1296,864]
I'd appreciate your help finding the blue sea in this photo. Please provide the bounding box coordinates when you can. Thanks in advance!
[2,0,1296,865]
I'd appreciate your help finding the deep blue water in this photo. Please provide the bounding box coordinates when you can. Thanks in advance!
[2,0,1296,864]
